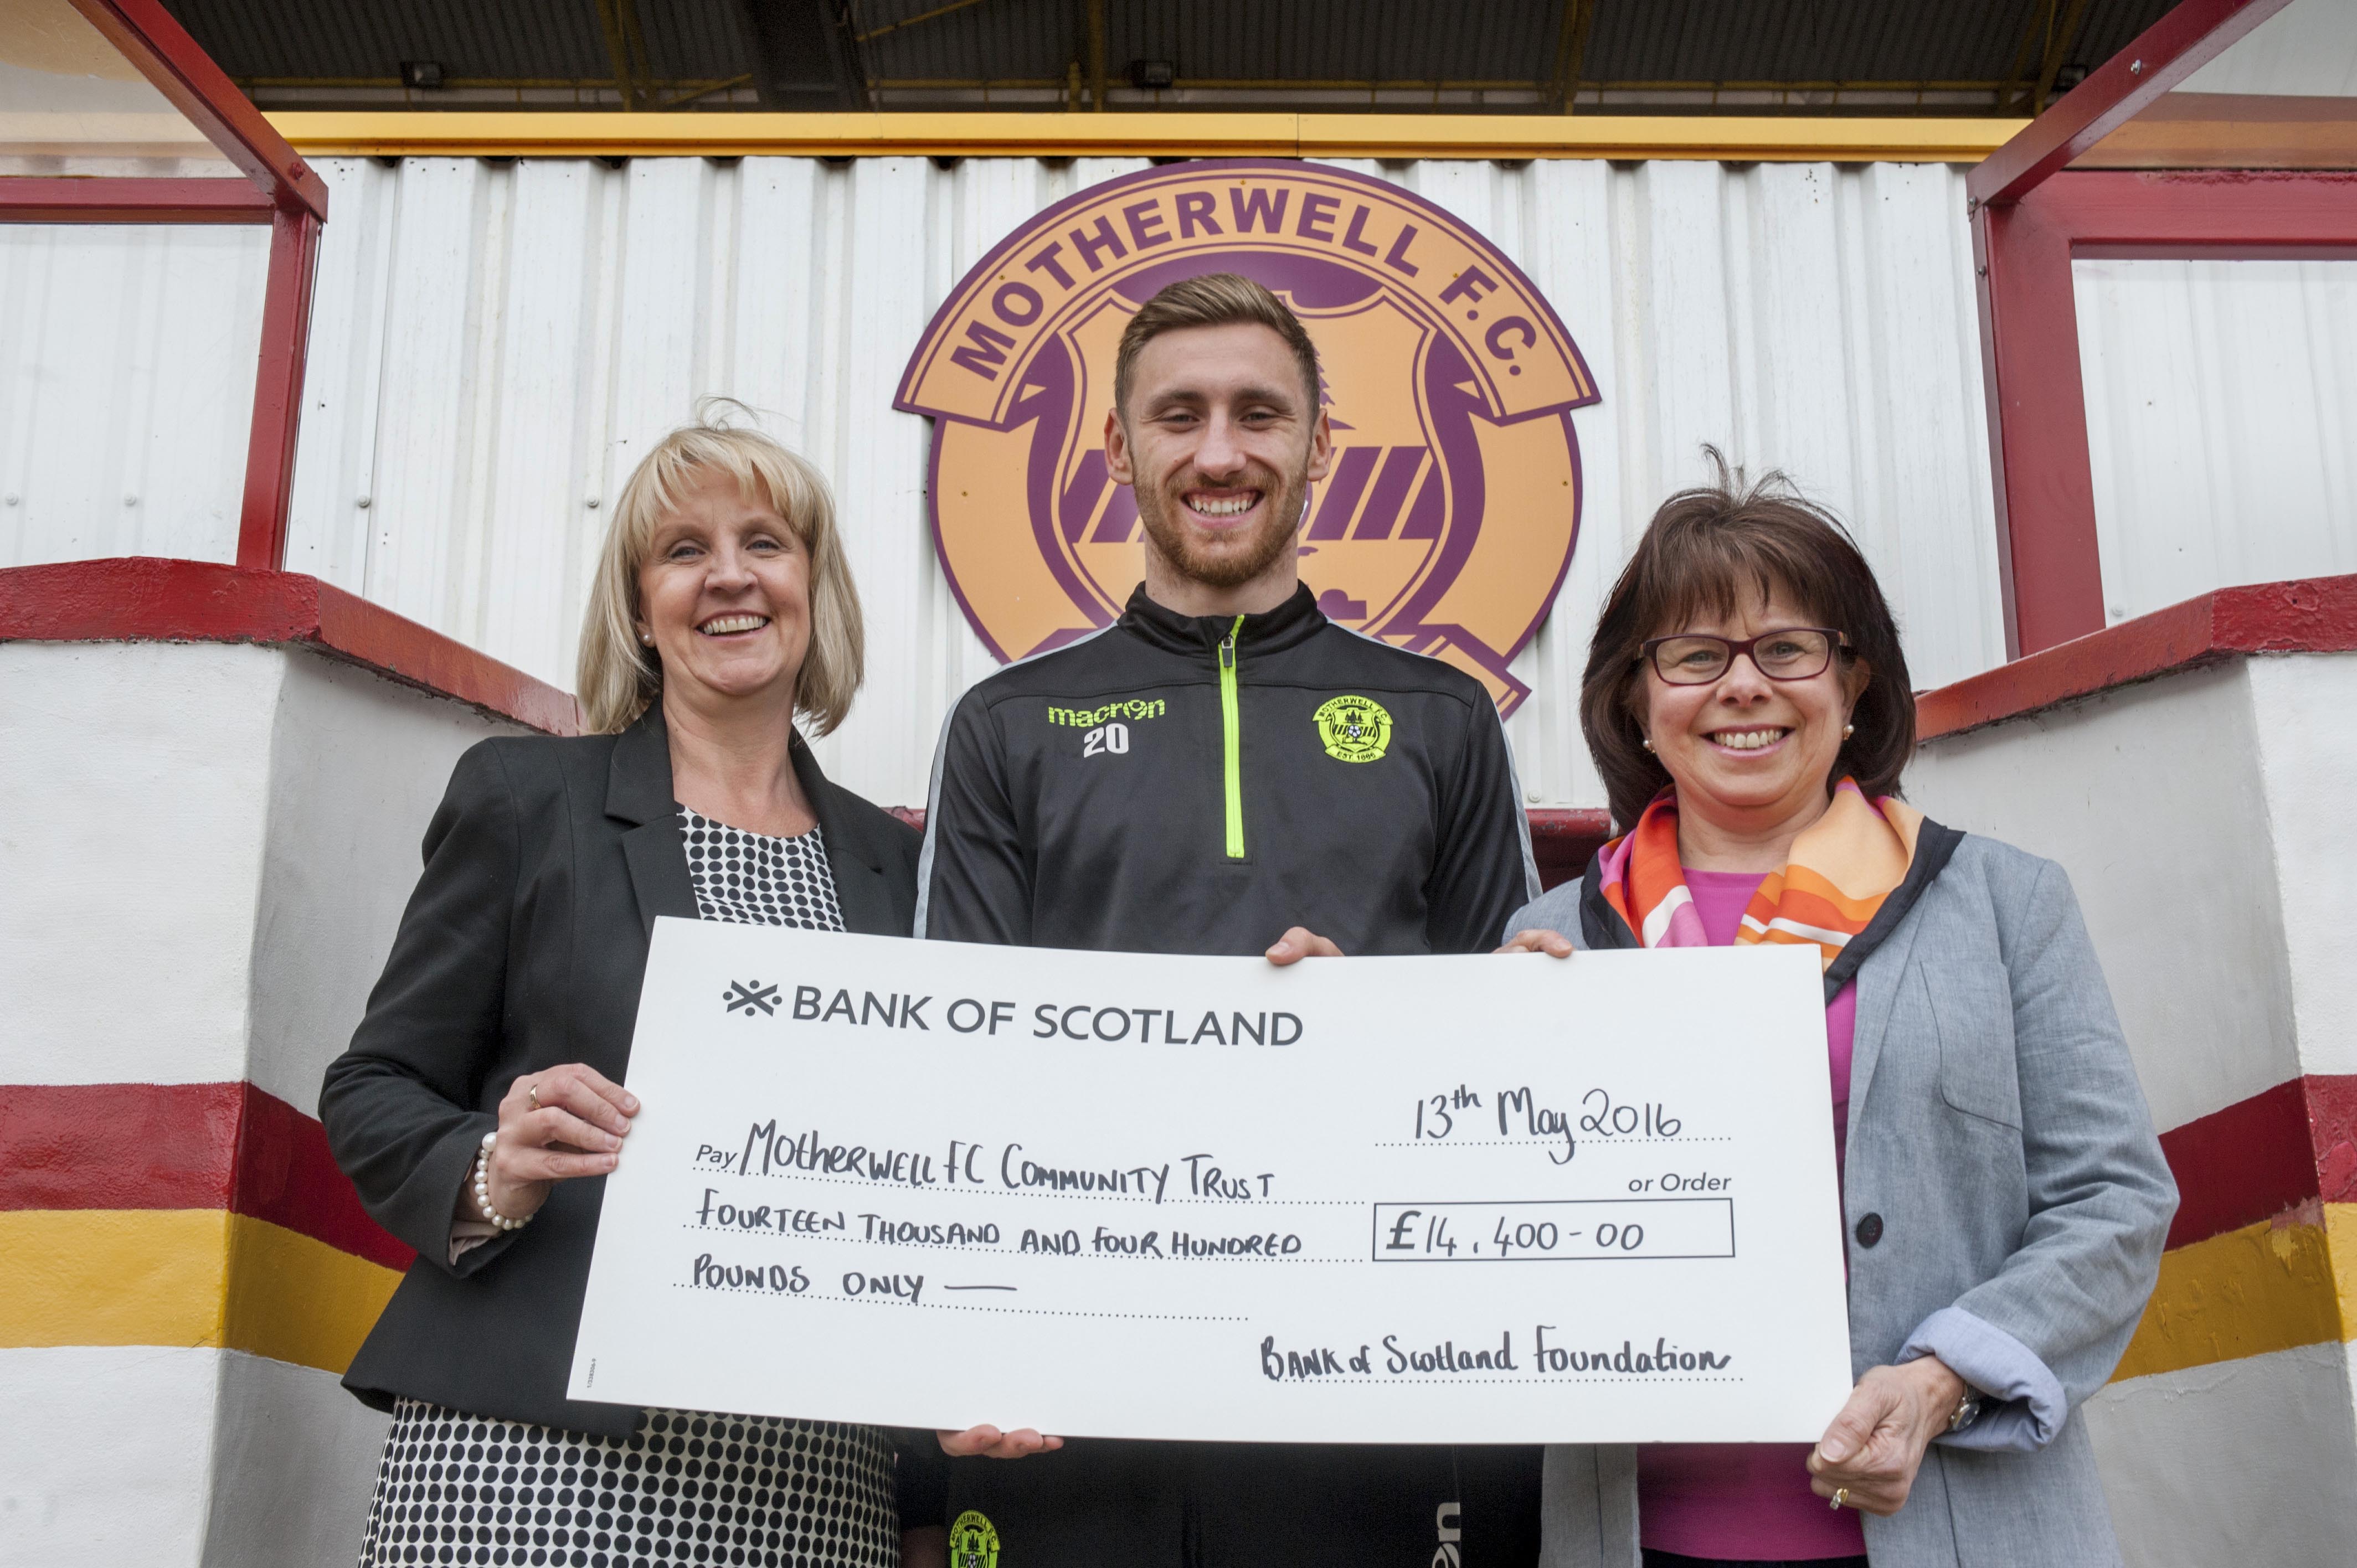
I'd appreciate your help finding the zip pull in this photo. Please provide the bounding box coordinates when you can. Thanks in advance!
[1218,615,1246,859]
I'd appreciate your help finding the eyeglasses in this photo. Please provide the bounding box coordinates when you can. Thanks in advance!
[1638,627,1847,685]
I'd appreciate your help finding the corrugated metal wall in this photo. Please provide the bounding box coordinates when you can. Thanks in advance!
[264,152,2004,811]
[2076,257,2357,627]
[0,222,266,566]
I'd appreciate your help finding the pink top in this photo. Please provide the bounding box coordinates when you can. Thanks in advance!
[1635,869,1866,1561]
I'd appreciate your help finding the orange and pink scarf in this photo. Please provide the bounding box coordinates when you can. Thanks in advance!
[1596,779,1932,974]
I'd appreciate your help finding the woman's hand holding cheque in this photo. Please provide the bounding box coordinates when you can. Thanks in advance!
[1807,1356,1968,1514]
[457,1064,640,1226]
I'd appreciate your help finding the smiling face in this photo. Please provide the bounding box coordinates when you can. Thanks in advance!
[634,468,812,719]
[1636,582,1869,842]
[1105,320,1333,612]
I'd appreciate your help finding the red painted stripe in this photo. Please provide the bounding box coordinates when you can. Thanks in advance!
[0,558,579,736]
[3,1067,2343,1266]
[0,1082,413,1273]
[1917,574,2357,742]
[2159,1074,2357,1250]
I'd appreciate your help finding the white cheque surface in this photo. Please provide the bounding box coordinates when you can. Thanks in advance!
[568,921,1852,1445]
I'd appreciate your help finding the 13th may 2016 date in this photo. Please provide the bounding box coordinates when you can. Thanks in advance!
[1409,1084,1688,1163]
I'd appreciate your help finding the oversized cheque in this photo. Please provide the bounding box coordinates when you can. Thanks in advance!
[568,921,1852,1445]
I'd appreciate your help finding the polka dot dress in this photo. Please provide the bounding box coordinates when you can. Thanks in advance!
[355,1405,897,1567]
[356,812,889,1568]
[678,808,846,931]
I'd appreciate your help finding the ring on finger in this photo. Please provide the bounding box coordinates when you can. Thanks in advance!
[1830,1487,1849,1511]
[527,1081,541,1109]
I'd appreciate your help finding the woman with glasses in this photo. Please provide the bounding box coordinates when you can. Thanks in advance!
[1501,463,2174,1568]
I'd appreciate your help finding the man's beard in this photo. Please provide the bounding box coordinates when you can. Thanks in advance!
[1133,461,1311,591]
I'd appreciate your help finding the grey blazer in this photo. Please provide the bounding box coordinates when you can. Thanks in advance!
[1507,833,2176,1568]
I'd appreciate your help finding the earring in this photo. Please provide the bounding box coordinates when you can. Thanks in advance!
[1641,737,1656,754]
[1843,723,1855,738]
[638,631,653,645]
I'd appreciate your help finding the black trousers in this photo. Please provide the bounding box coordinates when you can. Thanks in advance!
[944,1439,1541,1567]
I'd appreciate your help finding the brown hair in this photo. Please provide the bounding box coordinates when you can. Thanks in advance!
[1112,272,1321,416]
[1581,453,1916,830]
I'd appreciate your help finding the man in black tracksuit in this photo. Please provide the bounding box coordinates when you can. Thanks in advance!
[917,273,1541,1567]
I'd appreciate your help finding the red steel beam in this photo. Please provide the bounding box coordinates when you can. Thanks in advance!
[236,208,322,570]
[0,176,274,224]
[1974,189,2092,656]
[0,558,581,734]
[68,0,328,222]
[1968,0,2293,208]
[1974,171,2357,655]
[1917,571,2357,740]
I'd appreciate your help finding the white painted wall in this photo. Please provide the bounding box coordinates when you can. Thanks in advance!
[203,1349,394,1568]
[1909,654,2357,1568]
[0,640,519,1566]
[0,1345,390,1568]
[0,1346,222,1566]
[1904,659,2299,1132]
[249,652,514,1111]
[0,642,281,1087]
[2248,655,2357,1082]
[2085,1340,2357,1568]
[0,642,517,1100]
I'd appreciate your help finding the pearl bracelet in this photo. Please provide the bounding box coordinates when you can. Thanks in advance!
[472,1131,533,1231]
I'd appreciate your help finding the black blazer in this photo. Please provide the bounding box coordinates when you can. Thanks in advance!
[322,705,922,1437]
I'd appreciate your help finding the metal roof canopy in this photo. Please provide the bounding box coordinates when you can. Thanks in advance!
[1,0,327,569]
[162,0,2180,117]
[1968,0,2357,658]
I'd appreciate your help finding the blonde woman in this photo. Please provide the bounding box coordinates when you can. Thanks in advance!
[322,411,948,1566]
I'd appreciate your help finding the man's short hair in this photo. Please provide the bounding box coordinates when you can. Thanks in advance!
[1113,272,1322,418]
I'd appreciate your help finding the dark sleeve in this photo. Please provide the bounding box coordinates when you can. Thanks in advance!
[1424,694,1539,955]
[889,1428,949,1531]
[318,739,521,1275]
[917,691,1032,945]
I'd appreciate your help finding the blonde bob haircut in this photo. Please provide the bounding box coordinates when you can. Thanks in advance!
[577,405,863,737]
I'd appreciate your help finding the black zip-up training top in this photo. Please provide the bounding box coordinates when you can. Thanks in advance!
[918,582,1538,954]
[914,581,1544,1567]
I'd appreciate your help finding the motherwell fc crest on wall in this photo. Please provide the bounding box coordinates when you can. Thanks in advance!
[895,160,1598,716]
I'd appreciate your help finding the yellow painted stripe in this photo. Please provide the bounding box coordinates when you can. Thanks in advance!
[221,1210,405,1375]
[267,111,2025,164]
[0,1210,402,1375]
[2112,1204,2357,1382]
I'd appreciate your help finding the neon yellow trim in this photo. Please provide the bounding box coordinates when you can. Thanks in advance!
[265,111,2024,164]
[1220,616,1245,859]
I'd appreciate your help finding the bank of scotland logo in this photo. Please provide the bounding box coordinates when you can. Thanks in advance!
[895,160,1598,718]
[723,980,778,1016]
